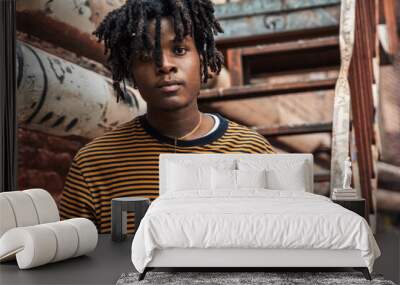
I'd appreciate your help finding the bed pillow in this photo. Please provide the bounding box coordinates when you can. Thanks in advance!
[211,169,268,191]
[238,159,308,191]
[167,158,237,172]
[265,164,307,191]
[167,162,212,191]
[236,169,267,189]
[211,168,237,190]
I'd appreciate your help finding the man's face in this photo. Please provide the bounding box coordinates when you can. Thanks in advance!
[130,17,202,112]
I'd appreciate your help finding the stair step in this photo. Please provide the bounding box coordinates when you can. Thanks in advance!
[250,67,339,86]
[254,122,333,137]
[314,173,331,183]
[240,36,339,57]
[198,79,336,103]
[215,0,340,48]
[227,39,339,85]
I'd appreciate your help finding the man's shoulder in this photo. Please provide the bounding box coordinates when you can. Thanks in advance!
[224,118,275,153]
[226,119,263,138]
[74,116,142,162]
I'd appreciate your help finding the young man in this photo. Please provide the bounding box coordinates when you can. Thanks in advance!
[59,0,275,233]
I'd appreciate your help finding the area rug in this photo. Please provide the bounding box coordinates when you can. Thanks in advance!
[116,271,396,285]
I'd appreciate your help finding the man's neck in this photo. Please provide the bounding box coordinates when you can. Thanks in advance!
[145,106,203,139]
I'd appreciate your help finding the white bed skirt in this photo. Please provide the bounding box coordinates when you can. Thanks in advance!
[147,248,366,268]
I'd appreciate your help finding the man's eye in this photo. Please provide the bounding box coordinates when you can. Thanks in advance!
[174,47,187,55]
[139,53,152,62]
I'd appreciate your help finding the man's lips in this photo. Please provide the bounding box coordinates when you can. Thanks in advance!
[159,84,181,93]
[157,80,184,93]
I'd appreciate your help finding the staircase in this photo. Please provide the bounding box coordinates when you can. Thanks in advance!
[198,0,398,223]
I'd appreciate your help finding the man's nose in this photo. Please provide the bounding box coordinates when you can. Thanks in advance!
[156,53,177,74]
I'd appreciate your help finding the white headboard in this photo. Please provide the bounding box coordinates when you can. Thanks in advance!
[159,153,314,195]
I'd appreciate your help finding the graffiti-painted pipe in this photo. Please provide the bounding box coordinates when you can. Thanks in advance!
[16,41,146,139]
[16,0,125,64]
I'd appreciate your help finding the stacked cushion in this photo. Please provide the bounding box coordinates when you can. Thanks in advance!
[0,189,59,237]
[0,189,97,269]
[0,218,97,269]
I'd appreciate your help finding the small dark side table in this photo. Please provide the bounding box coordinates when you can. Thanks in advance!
[111,197,150,241]
[332,198,366,218]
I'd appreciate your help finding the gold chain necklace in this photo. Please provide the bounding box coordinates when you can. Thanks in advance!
[173,113,202,153]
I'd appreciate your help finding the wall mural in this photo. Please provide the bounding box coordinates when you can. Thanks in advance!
[16,41,145,139]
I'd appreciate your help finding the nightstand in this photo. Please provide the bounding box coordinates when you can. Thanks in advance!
[111,197,150,241]
[332,198,366,218]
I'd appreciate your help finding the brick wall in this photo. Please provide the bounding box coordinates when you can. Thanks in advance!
[18,126,90,205]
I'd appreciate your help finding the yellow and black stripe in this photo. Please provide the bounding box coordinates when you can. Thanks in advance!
[59,113,275,233]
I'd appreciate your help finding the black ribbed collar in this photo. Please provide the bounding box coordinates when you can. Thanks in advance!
[139,113,228,147]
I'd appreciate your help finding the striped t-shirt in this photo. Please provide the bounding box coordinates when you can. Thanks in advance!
[59,113,275,233]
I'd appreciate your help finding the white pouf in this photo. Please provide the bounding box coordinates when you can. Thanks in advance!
[24,188,60,224]
[1,191,39,227]
[0,219,98,269]
[0,196,17,237]
[0,189,60,238]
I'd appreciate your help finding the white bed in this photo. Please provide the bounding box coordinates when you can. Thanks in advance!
[131,154,380,280]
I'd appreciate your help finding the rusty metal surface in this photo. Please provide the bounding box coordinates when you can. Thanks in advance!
[348,0,378,215]
[214,0,341,19]
[254,122,332,137]
[215,0,340,42]
[16,0,125,64]
[250,68,339,85]
[240,36,339,56]
[201,88,334,154]
[226,49,244,86]
[225,36,339,85]
[199,79,336,102]
[16,41,146,139]
[16,0,342,63]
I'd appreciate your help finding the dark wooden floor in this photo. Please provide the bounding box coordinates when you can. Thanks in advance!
[374,215,400,284]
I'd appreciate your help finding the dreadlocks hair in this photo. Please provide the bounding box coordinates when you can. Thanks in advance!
[92,0,224,103]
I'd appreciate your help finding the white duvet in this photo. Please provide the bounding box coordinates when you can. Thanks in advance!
[131,190,380,273]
